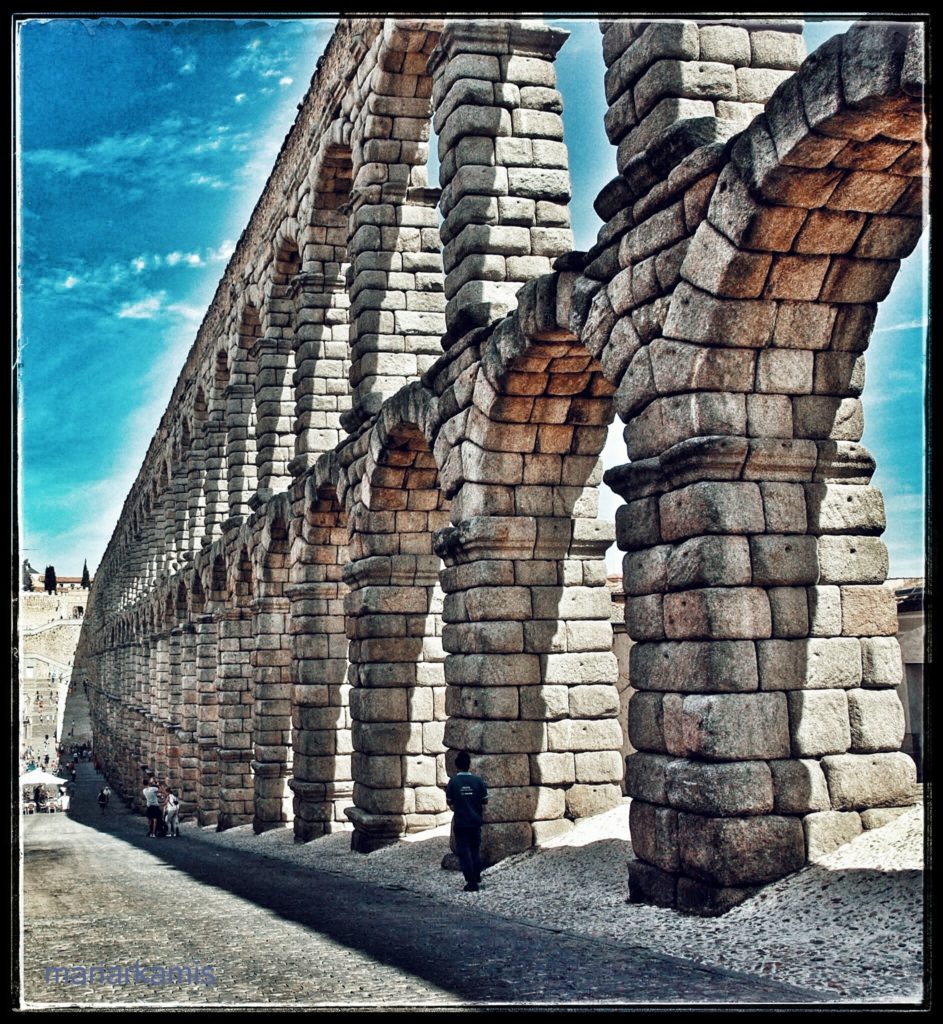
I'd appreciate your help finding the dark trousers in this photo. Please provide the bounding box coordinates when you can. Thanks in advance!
[454,824,482,885]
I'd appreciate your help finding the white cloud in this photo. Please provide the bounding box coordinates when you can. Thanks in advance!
[25,148,94,177]
[165,251,183,266]
[117,294,163,319]
[207,239,236,262]
[279,76,293,86]
[873,318,928,335]
[884,492,927,516]
[166,301,205,326]
[63,275,79,289]
[188,172,227,189]
[132,257,147,273]
[179,60,195,75]
[235,93,247,104]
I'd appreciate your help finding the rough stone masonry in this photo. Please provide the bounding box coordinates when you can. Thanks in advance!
[74,16,927,914]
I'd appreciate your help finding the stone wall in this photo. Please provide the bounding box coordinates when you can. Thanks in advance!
[75,16,926,914]
[20,591,89,629]
[23,622,82,666]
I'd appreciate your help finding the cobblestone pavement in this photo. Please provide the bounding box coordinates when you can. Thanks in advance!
[18,764,836,1009]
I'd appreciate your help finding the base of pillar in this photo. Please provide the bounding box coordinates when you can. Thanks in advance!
[216,812,251,832]
[197,809,218,827]
[627,859,677,908]
[627,859,759,916]
[253,817,289,835]
[294,819,352,842]
[345,806,404,853]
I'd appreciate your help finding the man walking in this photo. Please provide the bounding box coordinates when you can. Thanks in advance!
[445,751,488,892]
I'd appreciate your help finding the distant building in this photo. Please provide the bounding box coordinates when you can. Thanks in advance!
[46,576,88,592]
[887,579,925,779]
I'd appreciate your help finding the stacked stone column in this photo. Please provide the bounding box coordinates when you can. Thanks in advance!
[152,630,171,781]
[289,268,351,478]
[162,480,178,573]
[166,625,184,787]
[599,19,805,183]
[251,593,294,832]
[202,410,228,546]
[252,330,295,503]
[344,23,445,429]
[177,622,199,818]
[195,614,220,826]
[289,484,353,840]
[187,432,207,555]
[128,637,150,806]
[435,505,621,863]
[225,380,258,527]
[172,458,190,564]
[600,18,925,914]
[214,608,255,829]
[345,436,450,851]
[428,20,573,342]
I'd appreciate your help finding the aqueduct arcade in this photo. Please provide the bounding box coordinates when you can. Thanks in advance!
[75,16,927,915]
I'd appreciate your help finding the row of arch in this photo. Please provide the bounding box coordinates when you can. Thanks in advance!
[77,17,927,911]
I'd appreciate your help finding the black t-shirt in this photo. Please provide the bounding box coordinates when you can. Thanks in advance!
[446,771,488,828]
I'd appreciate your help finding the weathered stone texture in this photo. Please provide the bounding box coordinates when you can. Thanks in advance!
[75,15,926,920]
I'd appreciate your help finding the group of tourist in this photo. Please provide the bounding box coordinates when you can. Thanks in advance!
[25,782,73,814]
[142,776,181,838]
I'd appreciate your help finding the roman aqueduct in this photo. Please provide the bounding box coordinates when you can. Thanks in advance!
[74,17,927,914]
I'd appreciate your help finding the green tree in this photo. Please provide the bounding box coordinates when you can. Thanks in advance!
[81,559,90,589]
[44,565,57,594]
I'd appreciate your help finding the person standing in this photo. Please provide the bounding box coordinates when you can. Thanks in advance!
[98,787,110,814]
[445,751,489,892]
[164,788,180,837]
[143,777,161,837]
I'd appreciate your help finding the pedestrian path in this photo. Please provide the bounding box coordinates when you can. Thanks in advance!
[19,763,832,1008]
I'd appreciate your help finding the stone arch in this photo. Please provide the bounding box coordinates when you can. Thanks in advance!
[147,478,162,580]
[427,19,574,344]
[255,230,300,500]
[583,19,928,914]
[157,459,177,574]
[195,555,226,826]
[226,303,262,524]
[202,350,231,545]
[172,423,191,561]
[187,387,209,554]
[289,456,355,840]
[251,501,295,832]
[291,121,355,476]
[344,20,447,428]
[426,297,623,863]
[215,542,255,830]
[345,385,451,850]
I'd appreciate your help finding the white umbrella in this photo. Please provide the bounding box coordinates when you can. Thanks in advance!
[20,768,67,787]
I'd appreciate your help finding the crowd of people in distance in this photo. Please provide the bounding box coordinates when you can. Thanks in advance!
[21,742,94,813]
[22,740,183,839]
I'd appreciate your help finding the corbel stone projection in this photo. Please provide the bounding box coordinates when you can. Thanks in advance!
[73,16,926,915]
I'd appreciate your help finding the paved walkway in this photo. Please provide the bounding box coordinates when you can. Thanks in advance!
[18,763,835,1009]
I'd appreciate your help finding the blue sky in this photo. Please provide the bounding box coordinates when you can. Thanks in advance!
[16,17,927,580]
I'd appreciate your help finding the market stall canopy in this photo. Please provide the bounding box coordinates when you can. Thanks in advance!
[20,768,67,786]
